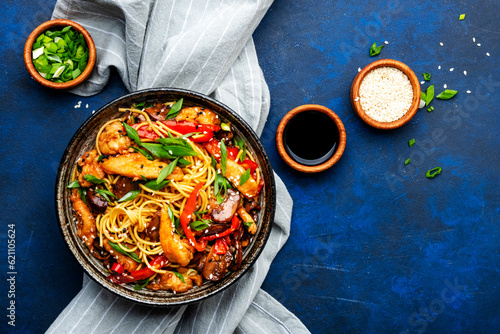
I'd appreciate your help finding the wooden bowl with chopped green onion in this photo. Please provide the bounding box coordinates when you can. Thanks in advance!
[350,59,420,130]
[24,19,96,90]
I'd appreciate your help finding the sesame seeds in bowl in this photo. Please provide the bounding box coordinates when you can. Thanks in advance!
[350,59,421,130]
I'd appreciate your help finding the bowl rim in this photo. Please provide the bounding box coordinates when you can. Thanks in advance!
[276,104,346,173]
[350,58,421,130]
[24,18,96,90]
[55,87,276,306]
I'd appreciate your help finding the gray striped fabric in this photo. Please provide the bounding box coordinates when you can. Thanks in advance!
[47,1,310,333]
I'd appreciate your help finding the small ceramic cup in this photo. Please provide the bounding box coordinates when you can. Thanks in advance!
[350,59,420,130]
[24,19,96,90]
[276,104,346,173]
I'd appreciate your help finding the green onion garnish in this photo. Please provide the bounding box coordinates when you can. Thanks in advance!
[107,241,142,263]
[239,169,251,186]
[369,42,384,56]
[423,72,431,81]
[409,139,415,147]
[67,180,81,188]
[31,26,88,83]
[83,174,106,184]
[117,190,141,202]
[426,167,442,178]
[404,158,411,165]
[425,85,434,106]
[459,14,465,20]
[436,90,458,100]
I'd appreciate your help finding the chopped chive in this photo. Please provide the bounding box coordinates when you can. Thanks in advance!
[436,90,458,100]
[409,139,415,147]
[404,158,411,165]
[423,72,431,81]
[369,41,384,56]
[459,14,465,20]
[427,106,434,112]
[426,167,442,178]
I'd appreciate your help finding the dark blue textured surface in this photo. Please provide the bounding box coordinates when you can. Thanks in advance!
[1,0,499,333]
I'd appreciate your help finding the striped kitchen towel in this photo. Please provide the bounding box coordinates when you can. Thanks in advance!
[46,1,310,333]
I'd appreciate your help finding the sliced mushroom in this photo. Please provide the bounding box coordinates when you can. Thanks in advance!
[144,103,171,121]
[145,210,161,242]
[86,189,108,214]
[211,189,241,223]
[202,245,232,281]
[112,177,139,199]
[194,223,230,237]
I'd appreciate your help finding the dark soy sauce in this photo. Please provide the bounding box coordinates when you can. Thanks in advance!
[283,110,339,166]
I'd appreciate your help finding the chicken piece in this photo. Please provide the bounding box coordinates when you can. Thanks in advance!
[98,121,132,155]
[223,159,262,199]
[99,153,184,181]
[175,107,221,126]
[178,267,203,287]
[237,206,257,235]
[77,150,105,187]
[146,271,194,293]
[70,189,97,251]
[159,208,194,266]
[102,239,139,273]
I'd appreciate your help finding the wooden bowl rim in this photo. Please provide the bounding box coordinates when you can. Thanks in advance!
[276,104,346,173]
[350,59,421,130]
[23,19,96,90]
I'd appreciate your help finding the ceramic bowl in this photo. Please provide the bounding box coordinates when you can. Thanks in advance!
[55,88,276,305]
[350,59,420,130]
[24,19,96,90]
[276,104,346,173]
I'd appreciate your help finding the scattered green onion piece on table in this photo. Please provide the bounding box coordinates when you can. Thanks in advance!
[459,14,465,20]
[404,158,411,165]
[409,139,415,147]
[421,91,426,101]
[436,90,458,100]
[426,167,442,178]
[427,106,434,112]
[425,85,434,106]
[423,72,431,81]
[369,42,384,56]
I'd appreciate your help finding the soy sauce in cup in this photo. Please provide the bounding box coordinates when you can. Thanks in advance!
[276,104,346,173]
[283,110,339,166]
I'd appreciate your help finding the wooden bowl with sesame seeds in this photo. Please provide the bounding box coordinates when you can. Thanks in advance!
[350,59,420,130]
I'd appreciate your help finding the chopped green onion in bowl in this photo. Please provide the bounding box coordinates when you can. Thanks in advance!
[31,25,89,83]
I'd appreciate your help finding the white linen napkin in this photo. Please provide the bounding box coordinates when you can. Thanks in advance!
[46,1,310,333]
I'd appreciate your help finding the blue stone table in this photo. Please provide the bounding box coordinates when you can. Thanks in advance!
[1,0,498,333]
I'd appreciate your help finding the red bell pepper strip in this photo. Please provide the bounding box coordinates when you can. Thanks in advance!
[240,159,258,172]
[203,138,239,162]
[163,120,219,142]
[200,215,240,241]
[179,183,207,252]
[214,237,228,255]
[111,262,124,275]
[107,254,168,284]
[132,124,160,140]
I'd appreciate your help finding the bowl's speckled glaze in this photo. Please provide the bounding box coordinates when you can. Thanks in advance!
[55,88,276,306]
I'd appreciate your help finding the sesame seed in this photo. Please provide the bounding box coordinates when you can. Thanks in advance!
[463,71,467,76]
[450,68,454,72]
[486,52,490,56]
[438,65,441,70]
[444,84,447,89]
[467,90,471,94]
[384,41,389,45]
[358,67,361,72]
[440,42,443,46]
[473,37,476,42]
[477,43,481,47]
[421,81,425,85]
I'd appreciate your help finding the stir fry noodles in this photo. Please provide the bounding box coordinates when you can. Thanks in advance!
[68,99,263,293]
